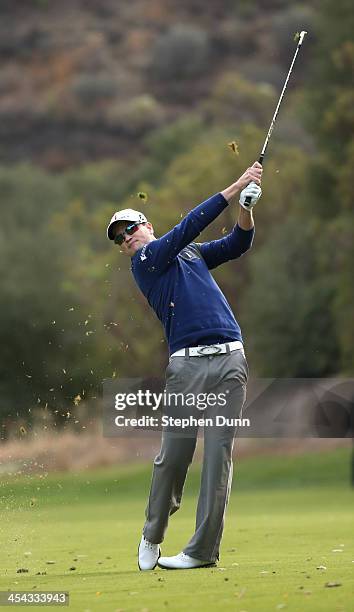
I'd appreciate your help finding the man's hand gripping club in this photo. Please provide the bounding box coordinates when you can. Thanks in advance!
[221,162,262,209]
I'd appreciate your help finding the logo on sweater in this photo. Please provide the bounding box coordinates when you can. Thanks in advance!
[140,245,147,261]
[180,247,199,261]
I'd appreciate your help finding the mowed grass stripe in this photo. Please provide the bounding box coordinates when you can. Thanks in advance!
[0,449,353,611]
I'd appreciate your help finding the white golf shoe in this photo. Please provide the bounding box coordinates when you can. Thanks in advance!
[157,552,216,570]
[138,535,161,571]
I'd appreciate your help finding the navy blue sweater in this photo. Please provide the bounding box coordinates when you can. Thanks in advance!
[131,192,254,355]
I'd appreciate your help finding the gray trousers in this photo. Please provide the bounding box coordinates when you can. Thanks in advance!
[143,348,248,563]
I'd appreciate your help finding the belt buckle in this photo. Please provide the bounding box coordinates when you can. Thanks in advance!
[196,344,222,356]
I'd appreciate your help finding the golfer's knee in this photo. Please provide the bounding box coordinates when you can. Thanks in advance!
[154,453,185,470]
[154,444,194,470]
[169,497,181,515]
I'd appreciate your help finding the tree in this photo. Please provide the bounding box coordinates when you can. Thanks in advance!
[303,0,354,372]
[241,217,340,376]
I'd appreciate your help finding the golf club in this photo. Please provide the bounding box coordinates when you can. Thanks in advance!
[243,30,308,208]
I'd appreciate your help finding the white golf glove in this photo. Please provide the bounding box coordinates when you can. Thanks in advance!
[239,181,262,210]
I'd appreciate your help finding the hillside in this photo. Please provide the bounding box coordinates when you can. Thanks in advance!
[0,0,315,168]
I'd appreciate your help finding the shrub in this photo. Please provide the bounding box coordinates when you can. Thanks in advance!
[71,73,118,104]
[150,24,210,81]
[206,71,276,125]
[107,95,165,135]
[213,20,258,57]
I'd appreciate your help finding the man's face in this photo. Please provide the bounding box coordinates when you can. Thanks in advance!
[113,220,155,256]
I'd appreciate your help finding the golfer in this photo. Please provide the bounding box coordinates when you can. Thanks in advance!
[107,162,262,570]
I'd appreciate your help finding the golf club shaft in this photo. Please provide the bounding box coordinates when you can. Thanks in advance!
[244,30,307,205]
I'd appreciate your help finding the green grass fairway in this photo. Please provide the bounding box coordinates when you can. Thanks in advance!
[1,448,353,611]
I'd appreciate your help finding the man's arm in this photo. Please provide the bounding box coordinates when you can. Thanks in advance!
[195,162,262,269]
[132,192,229,274]
[133,162,262,275]
[196,224,254,270]
[221,161,262,230]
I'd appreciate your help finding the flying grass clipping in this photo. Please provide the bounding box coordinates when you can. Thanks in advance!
[227,141,240,156]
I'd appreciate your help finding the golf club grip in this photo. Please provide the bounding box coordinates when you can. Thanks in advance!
[244,155,264,207]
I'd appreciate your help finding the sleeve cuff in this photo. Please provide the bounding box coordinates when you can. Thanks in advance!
[218,192,229,206]
[235,222,255,233]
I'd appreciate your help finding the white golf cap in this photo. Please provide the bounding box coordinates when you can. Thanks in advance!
[107,208,148,240]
